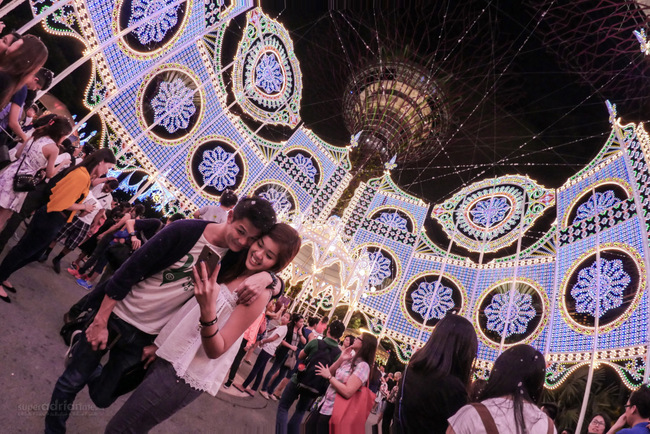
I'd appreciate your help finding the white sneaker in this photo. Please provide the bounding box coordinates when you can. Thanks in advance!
[259,390,270,400]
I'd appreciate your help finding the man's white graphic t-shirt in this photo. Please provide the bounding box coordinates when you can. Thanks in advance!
[113,235,228,334]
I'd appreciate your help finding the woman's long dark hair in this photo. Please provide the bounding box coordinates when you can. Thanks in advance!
[62,148,116,178]
[408,314,478,386]
[481,344,546,434]
[350,333,377,372]
[32,115,72,144]
[218,223,301,283]
[0,35,48,107]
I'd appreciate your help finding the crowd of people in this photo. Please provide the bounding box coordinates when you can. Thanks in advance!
[1,20,649,434]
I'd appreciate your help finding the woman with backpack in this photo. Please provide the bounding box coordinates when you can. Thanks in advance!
[447,344,555,434]
[304,332,378,433]
[393,314,478,433]
[0,148,115,302]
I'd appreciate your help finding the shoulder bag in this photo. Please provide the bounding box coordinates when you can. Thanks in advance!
[329,375,376,434]
[12,138,40,192]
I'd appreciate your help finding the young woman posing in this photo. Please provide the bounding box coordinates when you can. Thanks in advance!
[104,223,301,433]
[305,332,378,433]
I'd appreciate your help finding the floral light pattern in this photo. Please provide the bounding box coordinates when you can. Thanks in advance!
[198,147,239,191]
[485,290,536,337]
[290,153,317,181]
[573,190,621,224]
[571,258,631,317]
[255,52,284,94]
[259,186,292,213]
[150,78,196,133]
[377,212,408,231]
[470,196,511,228]
[129,0,180,45]
[411,281,455,320]
[368,251,392,287]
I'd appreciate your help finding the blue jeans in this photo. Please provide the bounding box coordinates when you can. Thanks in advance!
[105,358,202,434]
[261,353,289,394]
[242,350,273,391]
[45,314,155,434]
[275,380,315,434]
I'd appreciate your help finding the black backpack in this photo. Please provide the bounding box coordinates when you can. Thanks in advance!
[296,339,341,397]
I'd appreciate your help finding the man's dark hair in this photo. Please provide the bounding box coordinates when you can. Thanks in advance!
[231,196,276,234]
[630,384,650,418]
[220,189,238,208]
[82,143,95,155]
[327,320,344,340]
[320,316,329,324]
[307,317,319,327]
[35,67,53,89]
[106,179,119,190]
[169,213,185,222]
[132,204,145,217]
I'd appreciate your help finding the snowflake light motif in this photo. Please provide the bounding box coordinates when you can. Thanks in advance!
[198,147,239,191]
[570,258,631,317]
[377,212,408,231]
[411,281,455,321]
[255,52,284,94]
[470,196,511,228]
[573,190,621,224]
[484,290,536,338]
[150,78,196,133]
[290,153,317,181]
[367,251,392,287]
[259,187,292,213]
[129,0,180,45]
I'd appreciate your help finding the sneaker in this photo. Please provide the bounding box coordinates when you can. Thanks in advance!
[259,390,270,400]
[52,258,61,274]
[76,278,93,291]
[222,381,231,389]
[64,330,82,367]
[270,394,279,401]
[37,251,49,263]
[67,267,81,279]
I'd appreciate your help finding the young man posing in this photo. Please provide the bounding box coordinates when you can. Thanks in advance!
[45,198,279,433]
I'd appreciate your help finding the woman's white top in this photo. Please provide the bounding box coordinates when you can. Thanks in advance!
[155,284,243,396]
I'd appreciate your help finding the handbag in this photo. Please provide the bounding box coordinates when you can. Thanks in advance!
[12,138,39,192]
[329,379,376,434]
[284,351,296,369]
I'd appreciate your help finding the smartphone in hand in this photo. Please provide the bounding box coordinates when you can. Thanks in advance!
[197,245,222,275]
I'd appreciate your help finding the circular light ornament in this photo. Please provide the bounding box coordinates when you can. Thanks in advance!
[253,183,297,215]
[560,244,644,334]
[402,273,464,328]
[188,137,245,199]
[137,65,204,144]
[475,279,548,348]
[231,8,302,127]
[114,0,191,59]
[431,175,554,253]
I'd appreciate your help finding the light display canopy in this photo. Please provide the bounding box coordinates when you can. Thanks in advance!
[431,175,555,253]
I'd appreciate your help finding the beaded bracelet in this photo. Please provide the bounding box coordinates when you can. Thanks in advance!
[199,315,218,328]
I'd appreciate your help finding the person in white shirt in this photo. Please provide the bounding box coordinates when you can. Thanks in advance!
[193,189,238,223]
[236,311,291,396]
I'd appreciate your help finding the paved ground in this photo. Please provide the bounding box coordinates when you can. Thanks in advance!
[0,233,384,434]
[0,232,288,434]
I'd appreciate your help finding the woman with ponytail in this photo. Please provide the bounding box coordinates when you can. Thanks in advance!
[448,344,556,434]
